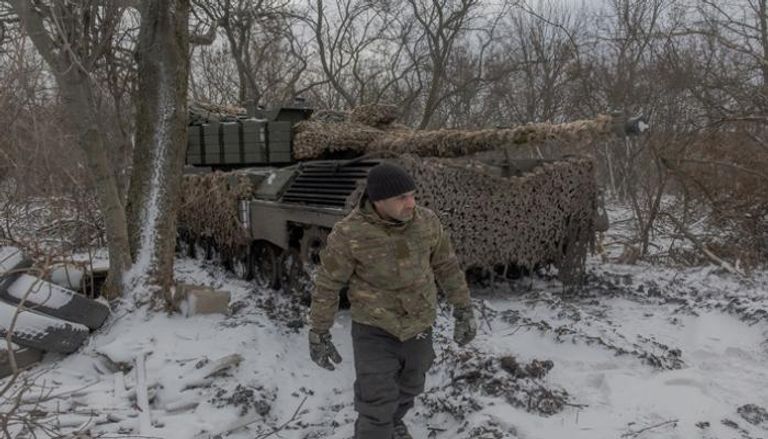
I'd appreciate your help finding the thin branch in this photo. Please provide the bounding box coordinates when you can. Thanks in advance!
[621,419,679,438]
[663,157,768,181]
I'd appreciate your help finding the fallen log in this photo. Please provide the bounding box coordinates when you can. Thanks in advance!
[182,353,243,390]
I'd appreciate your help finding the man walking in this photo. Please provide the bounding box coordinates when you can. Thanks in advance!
[308,162,477,439]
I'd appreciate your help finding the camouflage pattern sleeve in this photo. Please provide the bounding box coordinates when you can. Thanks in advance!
[310,225,356,332]
[430,219,471,307]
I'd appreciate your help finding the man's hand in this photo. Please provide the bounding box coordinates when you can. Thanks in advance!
[453,305,477,346]
[309,329,343,370]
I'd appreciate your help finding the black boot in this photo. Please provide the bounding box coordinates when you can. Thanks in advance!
[392,419,413,439]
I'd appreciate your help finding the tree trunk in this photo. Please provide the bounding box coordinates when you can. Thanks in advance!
[126,0,189,302]
[66,87,133,299]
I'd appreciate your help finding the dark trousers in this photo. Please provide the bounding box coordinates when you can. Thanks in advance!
[352,322,435,439]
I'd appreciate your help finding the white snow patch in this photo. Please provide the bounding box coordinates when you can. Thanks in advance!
[4,255,766,439]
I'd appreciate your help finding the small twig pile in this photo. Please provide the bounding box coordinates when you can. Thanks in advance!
[423,347,569,419]
[499,303,685,370]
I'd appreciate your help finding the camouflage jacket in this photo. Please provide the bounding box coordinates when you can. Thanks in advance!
[310,200,471,341]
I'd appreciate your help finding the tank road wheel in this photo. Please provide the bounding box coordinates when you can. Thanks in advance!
[193,236,215,261]
[230,248,253,280]
[176,229,192,258]
[252,241,281,289]
[281,249,313,304]
[300,227,329,266]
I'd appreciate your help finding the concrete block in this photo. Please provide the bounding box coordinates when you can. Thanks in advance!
[175,283,230,316]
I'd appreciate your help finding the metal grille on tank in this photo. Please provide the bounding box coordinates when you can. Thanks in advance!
[281,160,380,207]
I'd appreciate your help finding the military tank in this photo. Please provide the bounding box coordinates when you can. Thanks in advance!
[180,101,647,297]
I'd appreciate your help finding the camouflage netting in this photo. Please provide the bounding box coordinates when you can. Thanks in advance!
[293,120,384,156]
[349,103,399,127]
[189,101,247,124]
[178,172,256,259]
[309,109,349,123]
[292,105,605,282]
[394,155,597,284]
[293,112,620,160]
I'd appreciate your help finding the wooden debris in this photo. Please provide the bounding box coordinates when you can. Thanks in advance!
[135,352,152,435]
[20,379,101,404]
[164,395,200,412]
[113,371,126,405]
[182,353,243,390]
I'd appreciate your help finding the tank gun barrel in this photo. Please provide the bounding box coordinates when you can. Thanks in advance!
[293,113,650,160]
[623,114,650,136]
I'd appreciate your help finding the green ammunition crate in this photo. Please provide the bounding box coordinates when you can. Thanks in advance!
[268,121,292,163]
[242,119,268,163]
[203,122,221,165]
[187,125,204,165]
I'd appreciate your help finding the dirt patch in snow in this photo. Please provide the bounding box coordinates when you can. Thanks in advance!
[226,290,307,332]
[497,302,684,370]
[738,404,768,430]
[423,318,569,422]
[211,383,275,417]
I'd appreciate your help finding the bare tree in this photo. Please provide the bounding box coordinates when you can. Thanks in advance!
[9,0,190,301]
[193,0,307,106]
[404,0,483,128]
[0,2,18,50]
[190,44,242,104]
[8,0,133,297]
[693,0,768,114]
[488,1,583,125]
[300,0,389,108]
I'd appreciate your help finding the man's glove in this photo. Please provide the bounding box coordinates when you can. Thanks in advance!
[453,305,477,346]
[309,329,342,370]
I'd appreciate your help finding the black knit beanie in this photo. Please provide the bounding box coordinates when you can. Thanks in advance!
[366,163,416,202]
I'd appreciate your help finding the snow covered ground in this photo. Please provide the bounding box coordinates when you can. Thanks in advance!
[3,207,768,438]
